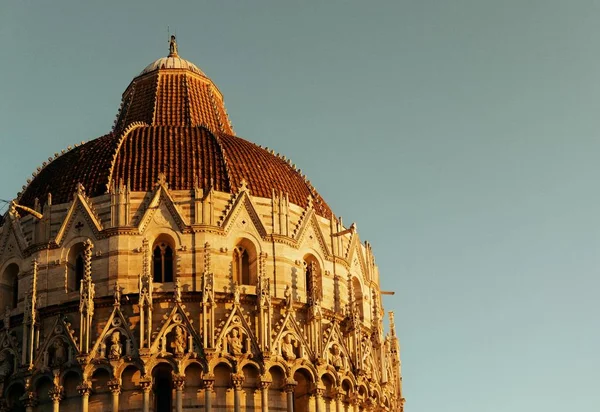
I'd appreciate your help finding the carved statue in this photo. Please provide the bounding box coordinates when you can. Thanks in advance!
[174,278,182,302]
[227,328,244,356]
[53,339,67,366]
[329,344,344,370]
[169,35,178,56]
[109,331,122,360]
[284,285,293,309]
[281,333,297,361]
[233,282,241,304]
[113,283,120,305]
[171,326,186,356]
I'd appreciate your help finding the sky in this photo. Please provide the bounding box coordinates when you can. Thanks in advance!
[1,1,599,411]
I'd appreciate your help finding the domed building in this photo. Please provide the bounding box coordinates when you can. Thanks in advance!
[0,37,404,412]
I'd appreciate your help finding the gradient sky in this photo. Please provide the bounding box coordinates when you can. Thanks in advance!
[1,1,599,411]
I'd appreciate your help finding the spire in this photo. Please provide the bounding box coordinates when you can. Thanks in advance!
[169,34,178,57]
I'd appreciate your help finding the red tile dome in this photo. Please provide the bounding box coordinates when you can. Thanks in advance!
[19,41,331,217]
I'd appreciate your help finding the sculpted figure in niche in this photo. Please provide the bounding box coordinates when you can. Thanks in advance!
[52,339,67,366]
[281,333,297,361]
[329,344,344,370]
[171,326,187,356]
[227,328,244,356]
[109,331,122,360]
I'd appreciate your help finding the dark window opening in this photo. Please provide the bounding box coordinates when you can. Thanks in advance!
[75,254,84,289]
[153,243,174,283]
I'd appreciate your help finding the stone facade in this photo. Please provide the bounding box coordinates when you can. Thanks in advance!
[0,39,404,412]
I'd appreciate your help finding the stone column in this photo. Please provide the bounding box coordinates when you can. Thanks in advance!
[108,380,121,412]
[173,376,185,412]
[314,388,325,412]
[259,379,271,412]
[21,392,37,412]
[283,381,297,412]
[232,374,244,412]
[48,386,63,412]
[203,375,215,412]
[348,395,360,412]
[77,383,92,412]
[139,377,152,412]
[335,390,346,412]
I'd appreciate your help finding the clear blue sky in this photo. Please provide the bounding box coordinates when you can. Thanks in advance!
[1,1,599,411]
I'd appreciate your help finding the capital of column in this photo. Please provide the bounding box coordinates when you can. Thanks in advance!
[173,375,186,391]
[282,379,297,393]
[314,386,325,398]
[202,374,215,391]
[139,377,152,392]
[107,379,121,394]
[20,391,37,408]
[77,382,92,396]
[231,373,244,390]
[259,379,272,390]
[48,385,64,402]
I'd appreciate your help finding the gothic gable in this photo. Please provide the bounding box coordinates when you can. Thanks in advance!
[54,187,103,246]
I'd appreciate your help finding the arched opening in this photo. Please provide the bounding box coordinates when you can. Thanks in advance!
[153,237,174,283]
[242,364,260,409]
[89,368,111,409]
[304,254,322,304]
[67,243,86,291]
[153,363,173,411]
[2,263,19,309]
[321,373,335,411]
[61,370,81,411]
[293,368,313,411]
[214,363,234,408]
[35,375,53,411]
[232,239,257,286]
[5,382,25,412]
[341,379,353,409]
[352,277,364,320]
[184,363,204,408]
[121,365,142,410]
[268,366,287,410]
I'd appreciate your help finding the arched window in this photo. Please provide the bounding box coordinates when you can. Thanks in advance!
[2,263,19,309]
[352,277,364,320]
[232,239,257,286]
[153,241,174,283]
[304,255,322,304]
[67,243,86,291]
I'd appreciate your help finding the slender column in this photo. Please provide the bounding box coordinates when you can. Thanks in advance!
[283,381,297,412]
[173,376,185,412]
[49,386,63,412]
[77,383,92,412]
[232,374,244,412]
[21,392,37,412]
[203,375,215,412]
[259,379,271,412]
[108,380,121,412]
[139,378,152,412]
[335,391,344,412]
[314,388,325,412]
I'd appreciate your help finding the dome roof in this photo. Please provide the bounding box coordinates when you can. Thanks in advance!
[19,39,332,217]
[140,56,205,76]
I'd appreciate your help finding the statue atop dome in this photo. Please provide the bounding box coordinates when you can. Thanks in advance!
[169,35,178,57]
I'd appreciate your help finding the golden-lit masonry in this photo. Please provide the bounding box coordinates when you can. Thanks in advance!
[0,36,404,412]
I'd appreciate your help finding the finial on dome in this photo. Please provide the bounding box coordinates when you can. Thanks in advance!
[169,34,179,57]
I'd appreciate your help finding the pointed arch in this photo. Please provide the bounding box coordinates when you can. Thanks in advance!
[1,263,19,309]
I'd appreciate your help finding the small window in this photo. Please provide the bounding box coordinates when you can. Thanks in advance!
[233,247,250,285]
[67,243,86,292]
[304,255,322,304]
[153,242,174,283]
